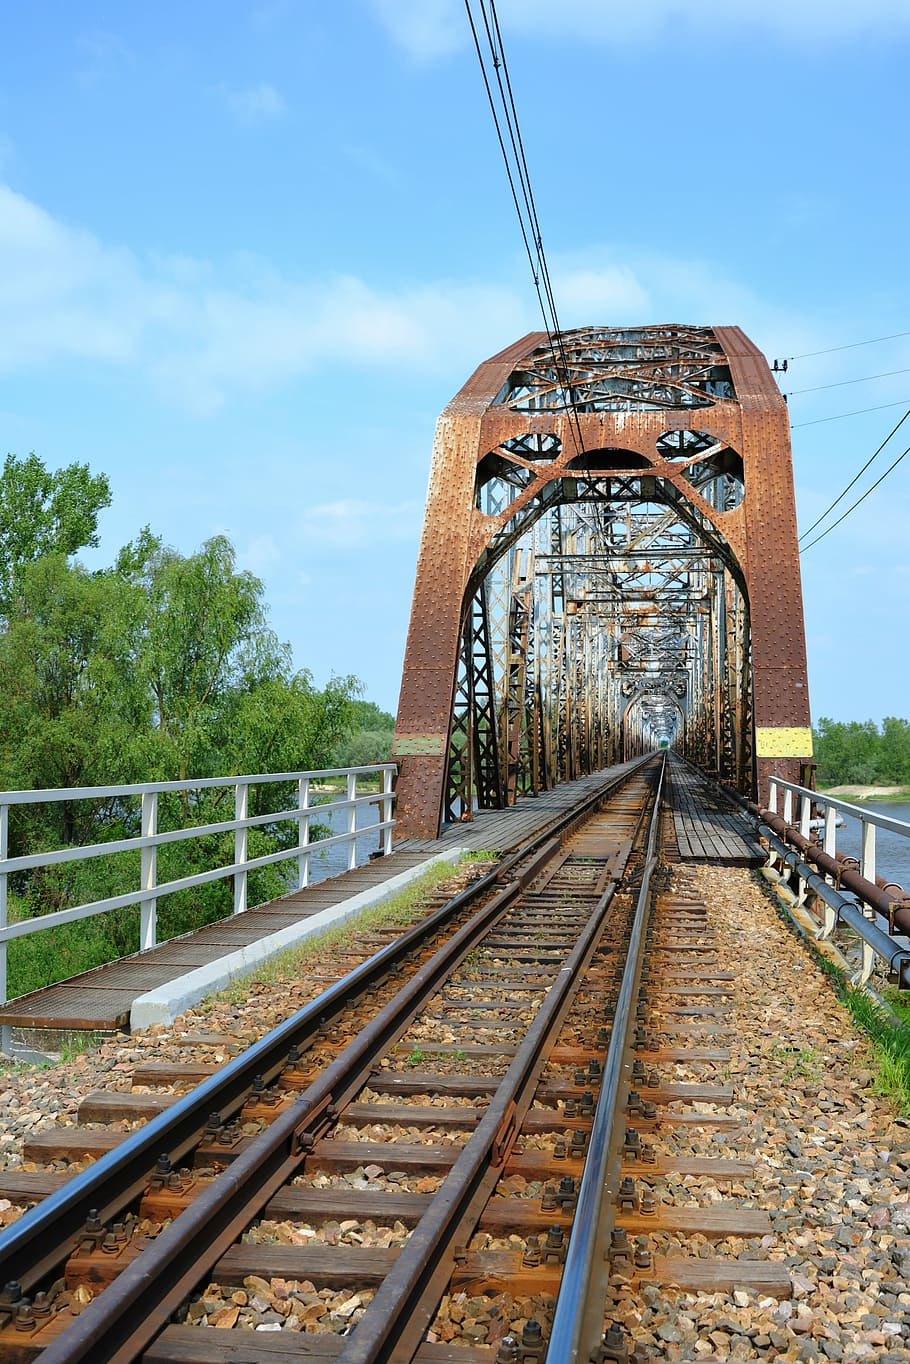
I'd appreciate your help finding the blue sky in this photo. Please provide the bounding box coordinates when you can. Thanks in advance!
[0,0,907,723]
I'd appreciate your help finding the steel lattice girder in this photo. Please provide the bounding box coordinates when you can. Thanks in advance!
[393,325,811,838]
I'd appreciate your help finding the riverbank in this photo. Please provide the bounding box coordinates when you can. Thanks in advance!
[818,784,910,803]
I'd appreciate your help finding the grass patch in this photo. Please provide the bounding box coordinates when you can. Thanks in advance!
[461,849,500,861]
[214,858,462,1002]
[816,958,910,1113]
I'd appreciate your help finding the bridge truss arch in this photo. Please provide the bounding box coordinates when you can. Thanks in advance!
[393,325,812,839]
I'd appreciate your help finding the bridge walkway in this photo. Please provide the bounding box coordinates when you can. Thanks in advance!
[0,759,763,1039]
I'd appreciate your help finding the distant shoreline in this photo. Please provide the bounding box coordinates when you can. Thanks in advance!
[817,784,910,803]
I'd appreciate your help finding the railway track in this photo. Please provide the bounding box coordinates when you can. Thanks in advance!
[0,755,815,1362]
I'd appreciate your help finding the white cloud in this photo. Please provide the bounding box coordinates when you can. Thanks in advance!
[0,181,532,412]
[298,499,425,548]
[219,82,286,123]
[0,179,829,417]
[373,0,910,57]
[369,0,464,61]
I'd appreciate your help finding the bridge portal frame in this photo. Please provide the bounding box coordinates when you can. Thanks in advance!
[393,325,811,839]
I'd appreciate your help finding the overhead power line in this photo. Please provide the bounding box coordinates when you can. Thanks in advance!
[786,365,910,398]
[797,408,910,543]
[790,397,910,429]
[779,328,910,364]
[800,438,910,553]
[464,0,587,461]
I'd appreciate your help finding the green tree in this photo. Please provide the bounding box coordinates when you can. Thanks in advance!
[0,453,111,618]
[0,527,361,994]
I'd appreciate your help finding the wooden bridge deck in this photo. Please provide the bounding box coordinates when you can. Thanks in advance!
[0,759,764,1035]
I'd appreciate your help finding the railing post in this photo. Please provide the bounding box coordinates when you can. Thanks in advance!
[783,787,793,825]
[298,777,310,889]
[382,766,394,857]
[0,801,9,1053]
[858,816,876,984]
[234,782,248,915]
[768,780,778,815]
[818,803,839,938]
[795,791,812,904]
[347,771,357,872]
[140,791,158,951]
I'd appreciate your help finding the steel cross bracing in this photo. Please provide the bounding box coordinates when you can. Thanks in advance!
[394,324,811,839]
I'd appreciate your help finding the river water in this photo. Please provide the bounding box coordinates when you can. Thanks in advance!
[303,795,386,885]
[825,800,910,892]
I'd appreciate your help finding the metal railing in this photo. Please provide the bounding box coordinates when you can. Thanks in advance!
[768,778,910,887]
[0,765,397,1006]
[765,777,910,985]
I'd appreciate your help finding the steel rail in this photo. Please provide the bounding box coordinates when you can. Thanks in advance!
[546,751,667,1363]
[0,757,651,1298]
[35,877,529,1364]
[9,758,654,1357]
[336,868,628,1364]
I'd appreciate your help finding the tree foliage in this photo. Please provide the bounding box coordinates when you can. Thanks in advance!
[0,452,111,619]
[0,454,363,995]
[813,717,910,786]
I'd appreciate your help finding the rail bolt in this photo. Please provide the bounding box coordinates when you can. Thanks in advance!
[31,1293,52,1320]
[627,1089,643,1114]
[618,1176,639,1211]
[557,1175,577,1207]
[600,1322,629,1364]
[0,1283,23,1307]
[597,1026,610,1046]
[641,1100,657,1119]
[580,1090,595,1116]
[632,1059,646,1080]
[14,1302,35,1333]
[609,1227,631,1264]
[564,1099,577,1118]
[623,1127,641,1159]
[553,1138,567,1159]
[541,1183,558,1211]
[640,1191,657,1216]
[522,1319,544,1348]
[573,1067,587,1085]
[522,1240,541,1267]
[646,1070,659,1089]
[634,1236,652,1270]
[589,1058,602,1079]
[570,1128,588,1154]
[640,1142,656,1164]
[496,1337,521,1364]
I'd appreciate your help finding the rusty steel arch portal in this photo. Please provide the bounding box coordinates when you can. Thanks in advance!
[393,325,812,839]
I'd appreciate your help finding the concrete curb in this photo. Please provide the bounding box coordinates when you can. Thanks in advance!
[130,848,466,1030]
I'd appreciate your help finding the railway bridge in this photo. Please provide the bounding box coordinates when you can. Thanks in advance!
[394,323,812,839]
[0,328,909,1364]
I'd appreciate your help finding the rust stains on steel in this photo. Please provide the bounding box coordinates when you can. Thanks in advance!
[393,325,812,839]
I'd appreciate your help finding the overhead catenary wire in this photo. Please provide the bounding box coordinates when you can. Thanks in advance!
[797,408,910,543]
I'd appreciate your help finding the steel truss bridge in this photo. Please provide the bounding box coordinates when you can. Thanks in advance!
[394,324,812,840]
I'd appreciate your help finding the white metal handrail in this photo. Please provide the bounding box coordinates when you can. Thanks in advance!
[768,776,910,886]
[0,765,397,1005]
[767,776,910,985]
